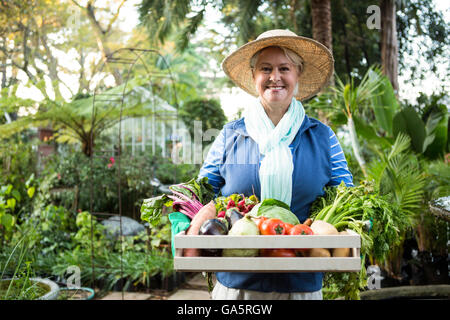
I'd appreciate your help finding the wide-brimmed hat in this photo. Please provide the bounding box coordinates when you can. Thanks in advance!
[222,29,334,101]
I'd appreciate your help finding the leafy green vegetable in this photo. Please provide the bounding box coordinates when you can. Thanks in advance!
[248,199,300,225]
[259,198,291,211]
[310,180,414,300]
[140,195,171,227]
[140,177,215,226]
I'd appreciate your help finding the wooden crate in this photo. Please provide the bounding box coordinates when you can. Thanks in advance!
[173,231,361,272]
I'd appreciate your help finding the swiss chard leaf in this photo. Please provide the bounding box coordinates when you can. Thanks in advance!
[140,194,171,227]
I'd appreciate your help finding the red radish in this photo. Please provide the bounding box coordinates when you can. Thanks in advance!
[226,200,236,209]
[217,210,226,218]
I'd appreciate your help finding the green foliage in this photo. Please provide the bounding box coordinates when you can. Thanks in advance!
[51,246,174,291]
[74,211,106,250]
[367,133,425,218]
[323,267,367,301]
[178,98,227,147]
[0,175,37,241]
[38,151,118,214]
[369,71,400,136]
[397,0,450,81]
[39,146,198,216]
[0,137,38,217]
[393,106,445,155]
[0,236,47,300]
[422,160,450,200]
[400,91,449,159]
[313,179,417,300]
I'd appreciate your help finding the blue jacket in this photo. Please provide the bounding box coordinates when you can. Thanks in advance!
[198,115,353,292]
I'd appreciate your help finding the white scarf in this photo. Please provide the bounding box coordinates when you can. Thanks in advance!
[244,97,305,206]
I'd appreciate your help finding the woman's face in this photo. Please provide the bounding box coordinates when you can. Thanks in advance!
[252,47,299,109]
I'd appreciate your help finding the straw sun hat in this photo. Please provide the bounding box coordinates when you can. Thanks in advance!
[222,29,334,101]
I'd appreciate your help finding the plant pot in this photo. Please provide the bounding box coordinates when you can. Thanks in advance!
[58,287,95,300]
[0,277,59,300]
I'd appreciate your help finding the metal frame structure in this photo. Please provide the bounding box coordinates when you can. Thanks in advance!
[89,48,179,299]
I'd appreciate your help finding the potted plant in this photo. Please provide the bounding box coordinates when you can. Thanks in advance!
[57,286,95,300]
[0,277,59,300]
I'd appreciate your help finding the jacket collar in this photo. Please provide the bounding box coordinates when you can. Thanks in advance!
[233,114,317,138]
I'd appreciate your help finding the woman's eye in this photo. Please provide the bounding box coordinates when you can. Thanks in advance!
[261,67,271,73]
[280,67,290,72]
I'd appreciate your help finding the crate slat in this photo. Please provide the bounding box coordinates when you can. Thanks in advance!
[174,256,361,272]
[174,234,360,249]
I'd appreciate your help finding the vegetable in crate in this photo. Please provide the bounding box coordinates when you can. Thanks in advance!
[309,180,408,299]
[199,218,229,256]
[222,216,260,257]
[184,201,217,257]
[225,208,244,228]
[248,198,300,225]
[259,218,286,235]
[215,194,259,215]
[289,224,314,255]
[261,248,296,257]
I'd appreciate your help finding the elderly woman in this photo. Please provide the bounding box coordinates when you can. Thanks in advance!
[198,29,353,300]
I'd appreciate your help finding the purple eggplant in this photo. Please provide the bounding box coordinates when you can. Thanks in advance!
[199,218,228,256]
[225,209,244,229]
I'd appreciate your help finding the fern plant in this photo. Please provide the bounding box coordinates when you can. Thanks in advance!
[367,133,425,219]
[366,133,426,276]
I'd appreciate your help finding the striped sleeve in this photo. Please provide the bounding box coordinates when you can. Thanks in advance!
[198,129,225,195]
[328,127,354,187]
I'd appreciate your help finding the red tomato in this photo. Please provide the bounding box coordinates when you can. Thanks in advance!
[256,216,267,229]
[261,248,296,257]
[284,223,294,234]
[289,224,314,235]
[289,224,314,255]
[260,218,286,235]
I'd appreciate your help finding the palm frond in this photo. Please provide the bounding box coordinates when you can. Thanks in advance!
[176,9,205,52]
[387,132,411,160]
[368,133,425,220]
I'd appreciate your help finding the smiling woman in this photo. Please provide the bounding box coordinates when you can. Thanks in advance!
[198,29,354,300]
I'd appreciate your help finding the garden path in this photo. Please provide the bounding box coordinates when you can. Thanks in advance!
[99,273,211,300]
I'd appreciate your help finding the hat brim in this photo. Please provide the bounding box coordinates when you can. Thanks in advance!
[222,35,334,101]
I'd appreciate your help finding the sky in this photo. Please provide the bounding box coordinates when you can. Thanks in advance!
[12,0,450,120]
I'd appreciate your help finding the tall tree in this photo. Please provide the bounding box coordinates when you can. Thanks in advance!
[380,0,399,94]
[0,0,73,100]
[71,0,128,86]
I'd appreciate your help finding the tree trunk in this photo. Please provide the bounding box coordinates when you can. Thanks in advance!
[84,2,123,86]
[311,0,333,53]
[380,0,399,94]
[289,0,299,34]
[311,0,333,124]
